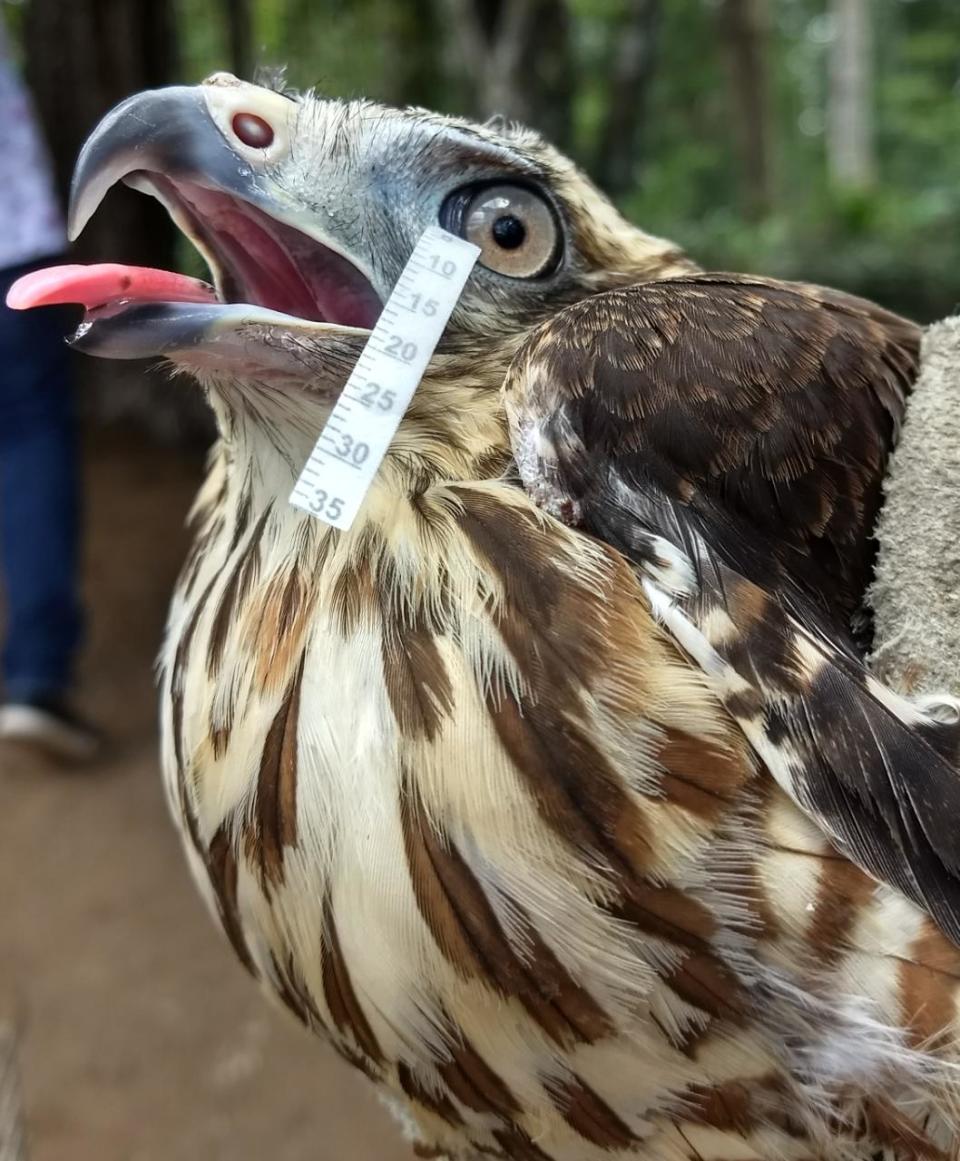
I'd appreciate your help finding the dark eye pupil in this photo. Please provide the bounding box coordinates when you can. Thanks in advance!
[491,215,526,249]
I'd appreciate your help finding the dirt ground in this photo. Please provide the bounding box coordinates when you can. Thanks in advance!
[0,431,412,1161]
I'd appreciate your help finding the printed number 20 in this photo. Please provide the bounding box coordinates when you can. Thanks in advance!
[385,334,418,362]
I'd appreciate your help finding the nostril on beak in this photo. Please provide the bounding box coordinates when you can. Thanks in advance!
[232,113,275,149]
[203,71,243,88]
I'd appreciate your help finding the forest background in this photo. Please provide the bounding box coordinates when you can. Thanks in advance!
[7,0,958,431]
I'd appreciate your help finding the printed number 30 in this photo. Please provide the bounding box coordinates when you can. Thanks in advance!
[309,489,344,521]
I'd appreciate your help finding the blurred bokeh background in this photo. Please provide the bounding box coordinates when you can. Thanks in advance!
[6,0,960,435]
[0,2,957,1159]
[15,1,960,298]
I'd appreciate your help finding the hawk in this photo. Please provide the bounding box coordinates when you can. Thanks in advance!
[15,74,960,1160]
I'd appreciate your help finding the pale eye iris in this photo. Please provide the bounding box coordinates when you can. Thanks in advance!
[462,185,558,278]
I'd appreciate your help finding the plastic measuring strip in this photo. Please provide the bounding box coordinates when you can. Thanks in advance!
[290,226,481,530]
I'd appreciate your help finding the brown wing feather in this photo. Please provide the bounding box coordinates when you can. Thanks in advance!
[506,273,919,631]
[505,274,960,945]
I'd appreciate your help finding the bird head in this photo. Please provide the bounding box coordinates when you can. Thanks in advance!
[31,74,692,487]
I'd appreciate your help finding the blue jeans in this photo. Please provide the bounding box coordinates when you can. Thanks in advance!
[0,258,82,704]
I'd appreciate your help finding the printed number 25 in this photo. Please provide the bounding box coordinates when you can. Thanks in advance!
[309,488,344,521]
[360,382,396,410]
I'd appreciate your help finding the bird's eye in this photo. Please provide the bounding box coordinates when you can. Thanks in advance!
[442,184,560,278]
[231,112,275,149]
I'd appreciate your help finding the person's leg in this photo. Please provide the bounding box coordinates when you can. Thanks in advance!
[0,261,83,706]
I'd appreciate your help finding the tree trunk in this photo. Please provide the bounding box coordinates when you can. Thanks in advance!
[0,1023,25,1161]
[220,0,254,82]
[22,1,210,442]
[717,0,773,220]
[23,0,179,270]
[526,0,574,151]
[593,0,660,198]
[438,0,573,146]
[827,0,876,190]
[386,0,446,108]
[870,317,960,700]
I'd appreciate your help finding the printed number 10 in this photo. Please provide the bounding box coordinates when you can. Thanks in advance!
[429,254,458,278]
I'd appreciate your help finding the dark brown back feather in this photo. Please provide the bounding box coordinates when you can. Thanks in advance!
[506,273,960,946]
[512,274,918,631]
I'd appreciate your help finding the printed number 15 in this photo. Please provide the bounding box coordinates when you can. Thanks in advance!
[409,293,438,316]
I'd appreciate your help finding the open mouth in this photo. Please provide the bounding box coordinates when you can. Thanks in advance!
[6,79,388,374]
[8,175,383,355]
[134,174,382,329]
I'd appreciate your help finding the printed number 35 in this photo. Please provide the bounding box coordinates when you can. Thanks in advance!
[310,489,344,521]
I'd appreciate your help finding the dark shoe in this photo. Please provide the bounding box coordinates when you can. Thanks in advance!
[0,697,101,763]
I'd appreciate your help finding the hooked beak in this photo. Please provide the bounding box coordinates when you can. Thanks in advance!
[48,77,382,372]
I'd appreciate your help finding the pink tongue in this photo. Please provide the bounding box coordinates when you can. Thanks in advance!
[6,263,216,311]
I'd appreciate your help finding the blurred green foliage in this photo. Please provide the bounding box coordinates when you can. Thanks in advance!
[628,0,960,320]
[176,1,960,319]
